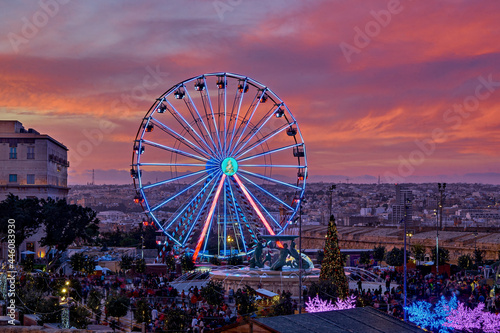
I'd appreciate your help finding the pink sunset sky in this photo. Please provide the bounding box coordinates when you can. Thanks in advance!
[1,0,499,185]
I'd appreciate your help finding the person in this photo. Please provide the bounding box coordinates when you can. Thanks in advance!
[228,288,234,303]
[191,316,198,331]
[152,308,158,321]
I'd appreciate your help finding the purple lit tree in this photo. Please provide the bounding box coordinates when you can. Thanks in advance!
[444,302,500,333]
[305,295,356,313]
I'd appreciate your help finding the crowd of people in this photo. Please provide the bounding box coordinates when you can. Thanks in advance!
[12,262,500,331]
[350,267,500,319]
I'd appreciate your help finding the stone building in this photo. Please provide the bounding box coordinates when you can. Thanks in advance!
[0,120,69,200]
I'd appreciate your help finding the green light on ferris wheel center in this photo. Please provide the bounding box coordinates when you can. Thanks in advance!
[221,157,238,176]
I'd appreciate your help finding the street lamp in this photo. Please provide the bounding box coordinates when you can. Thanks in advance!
[436,183,446,276]
[227,235,233,257]
[61,280,70,328]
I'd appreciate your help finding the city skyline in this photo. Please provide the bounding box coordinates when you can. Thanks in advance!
[1,1,500,185]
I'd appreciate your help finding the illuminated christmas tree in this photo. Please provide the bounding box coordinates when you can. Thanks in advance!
[319,215,348,299]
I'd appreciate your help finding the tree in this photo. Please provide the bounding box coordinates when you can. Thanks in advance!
[385,247,410,267]
[105,293,130,321]
[431,247,450,266]
[40,198,99,270]
[473,249,484,267]
[0,194,43,261]
[119,254,134,272]
[200,280,225,306]
[457,254,474,271]
[70,253,96,274]
[134,299,151,324]
[70,305,91,329]
[163,253,176,272]
[411,243,426,261]
[70,253,86,272]
[235,285,257,316]
[359,251,372,266]
[271,291,294,316]
[134,258,146,274]
[319,215,348,299]
[181,254,195,272]
[87,289,103,323]
[372,245,386,263]
[83,256,97,275]
[163,308,188,332]
[21,256,34,272]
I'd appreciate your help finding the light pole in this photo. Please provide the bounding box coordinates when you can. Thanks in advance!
[436,183,446,276]
[61,280,70,328]
[298,197,306,314]
[403,198,410,322]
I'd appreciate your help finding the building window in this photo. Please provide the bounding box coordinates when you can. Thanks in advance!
[9,147,17,159]
[27,146,35,159]
[27,174,35,184]
[9,174,17,182]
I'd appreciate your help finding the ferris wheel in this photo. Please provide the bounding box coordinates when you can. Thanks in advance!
[131,73,307,261]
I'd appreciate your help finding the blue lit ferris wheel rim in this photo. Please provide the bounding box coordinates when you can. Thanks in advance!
[132,73,307,260]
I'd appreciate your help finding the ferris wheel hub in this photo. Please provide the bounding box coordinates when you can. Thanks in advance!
[221,157,238,176]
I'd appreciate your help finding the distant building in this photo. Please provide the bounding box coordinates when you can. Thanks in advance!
[391,184,413,226]
[0,120,69,200]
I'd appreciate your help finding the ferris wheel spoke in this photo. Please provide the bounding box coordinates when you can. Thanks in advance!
[235,122,296,160]
[239,164,306,168]
[165,172,222,231]
[137,163,207,167]
[142,169,208,190]
[232,174,279,235]
[180,172,223,247]
[193,174,227,261]
[183,86,219,156]
[221,80,228,156]
[228,79,247,155]
[151,117,211,158]
[148,173,210,212]
[232,104,281,157]
[229,90,265,156]
[238,143,302,163]
[201,76,224,154]
[162,99,216,158]
[238,169,303,191]
[239,179,283,231]
[142,139,208,162]
[226,179,248,253]
[237,173,294,211]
